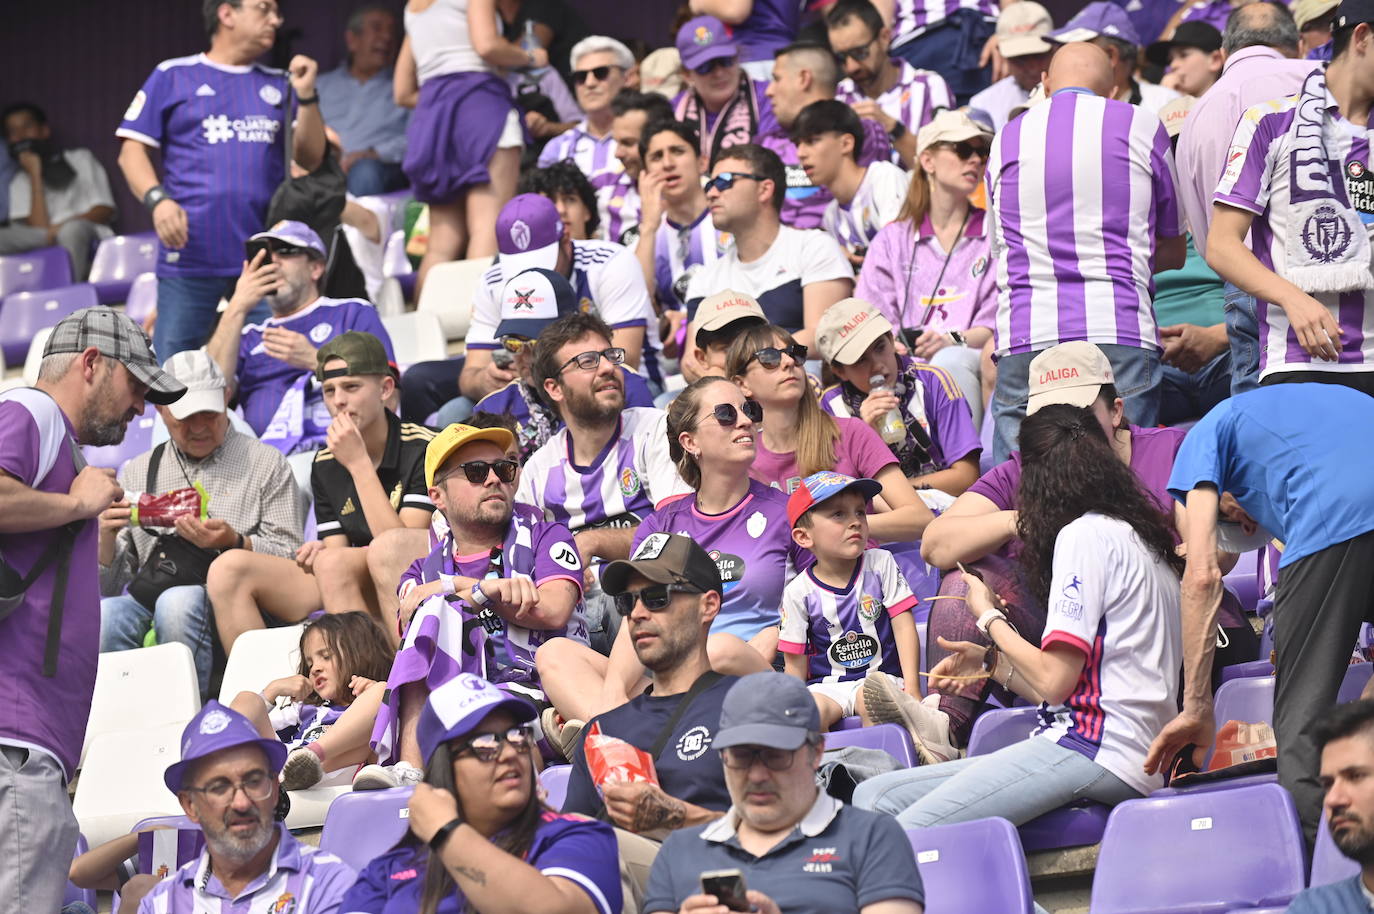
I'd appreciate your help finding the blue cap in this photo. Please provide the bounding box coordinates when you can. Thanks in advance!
[715,672,821,750]
[416,673,538,765]
[676,16,739,71]
[1049,1,1141,46]
[249,220,327,259]
[786,471,883,527]
[495,268,581,340]
[164,701,288,794]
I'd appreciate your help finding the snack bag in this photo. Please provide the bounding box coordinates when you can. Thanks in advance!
[1207,719,1278,771]
[583,721,659,795]
[129,483,210,528]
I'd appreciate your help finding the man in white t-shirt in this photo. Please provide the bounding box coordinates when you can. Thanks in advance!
[969,2,1056,131]
[792,99,908,269]
[685,143,853,349]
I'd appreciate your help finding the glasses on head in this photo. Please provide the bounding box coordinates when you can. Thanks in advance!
[183,769,274,804]
[571,65,621,85]
[438,459,519,486]
[747,343,809,370]
[937,140,990,161]
[704,171,769,195]
[721,745,805,770]
[693,57,735,76]
[500,335,532,353]
[613,583,704,616]
[833,36,877,64]
[707,400,763,427]
[558,347,626,374]
[453,725,535,761]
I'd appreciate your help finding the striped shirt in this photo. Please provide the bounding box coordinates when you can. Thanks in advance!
[653,208,730,310]
[822,160,910,257]
[836,60,952,150]
[986,89,1183,357]
[598,171,640,245]
[891,0,998,47]
[1213,89,1374,378]
[538,120,623,194]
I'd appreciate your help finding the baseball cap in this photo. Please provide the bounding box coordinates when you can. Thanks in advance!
[1025,341,1115,416]
[1049,1,1141,46]
[640,47,685,98]
[1294,0,1339,30]
[692,289,768,336]
[315,331,392,381]
[497,194,564,277]
[164,701,287,793]
[601,532,723,596]
[495,268,580,340]
[1159,94,1196,139]
[787,471,884,527]
[1335,0,1374,30]
[44,307,186,405]
[415,673,537,765]
[676,15,739,71]
[1217,519,1273,553]
[997,1,1054,57]
[916,108,994,157]
[715,672,821,750]
[425,422,518,487]
[1146,20,1222,67]
[163,350,227,420]
[249,220,326,259]
[815,298,893,366]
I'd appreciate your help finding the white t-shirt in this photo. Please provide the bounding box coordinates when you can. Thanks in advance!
[684,225,854,333]
[340,194,391,302]
[405,0,493,83]
[8,148,116,232]
[969,76,1031,132]
[1035,513,1182,796]
[823,160,909,258]
[1136,81,1182,116]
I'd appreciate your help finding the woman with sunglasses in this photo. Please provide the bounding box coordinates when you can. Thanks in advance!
[727,324,934,542]
[855,110,996,424]
[343,673,622,914]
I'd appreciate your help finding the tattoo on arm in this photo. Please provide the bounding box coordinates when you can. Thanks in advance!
[632,789,686,832]
[448,863,488,886]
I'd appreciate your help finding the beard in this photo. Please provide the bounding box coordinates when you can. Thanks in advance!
[1332,815,1374,865]
[266,269,313,315]
[78,377,132,446]
[563,377,624,424]
[448,494,514,534]
[632,616,698,673]
[202,802,276,863]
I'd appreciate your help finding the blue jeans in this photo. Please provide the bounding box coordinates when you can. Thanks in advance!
[346,158,408,198]
[890,9,995,104]
[101,586,214,697]
[1159,347,1233,425]
[851,733,1141,829]
[154,275,269,360]
[992,343,1160,463]
[1223,282,1260,397]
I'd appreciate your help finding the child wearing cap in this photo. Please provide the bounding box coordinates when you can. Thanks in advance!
[780,472,922,731]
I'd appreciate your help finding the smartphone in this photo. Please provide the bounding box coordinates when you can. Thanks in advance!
[244,238,273,263]
[700,869,750,912]
[899,326,923,351]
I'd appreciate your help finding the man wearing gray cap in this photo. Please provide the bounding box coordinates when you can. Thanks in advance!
[0,306,184,914]
[98,349,303,697]
[643,672,924,914]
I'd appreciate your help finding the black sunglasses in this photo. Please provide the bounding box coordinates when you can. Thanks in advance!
[693,56,734,75]
[244,239,310,261]
[613,583,703,616]
[833,36,878,64]
[452,725,534,761]
[438,459,518,485]
[709,400,763,426]
[559,347,626,374]
[705,171,769,194]
[748,343,809,370]
[571,65,621,85]
[937,140,990,161]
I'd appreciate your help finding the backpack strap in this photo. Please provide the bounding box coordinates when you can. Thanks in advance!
[42,432,90,677]
[648,670,724,760]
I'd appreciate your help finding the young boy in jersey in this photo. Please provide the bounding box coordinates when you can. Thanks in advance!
[780,472,921,731]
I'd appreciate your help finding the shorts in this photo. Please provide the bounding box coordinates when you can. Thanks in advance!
[809,675,905,717]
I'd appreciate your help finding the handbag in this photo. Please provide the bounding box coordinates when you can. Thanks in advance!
[126,444,221,611]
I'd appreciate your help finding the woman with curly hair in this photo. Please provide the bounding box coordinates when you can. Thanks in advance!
[852,402,1185,828]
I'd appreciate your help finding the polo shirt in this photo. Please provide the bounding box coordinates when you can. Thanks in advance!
[310,410,436,545]
[644,792,924,914]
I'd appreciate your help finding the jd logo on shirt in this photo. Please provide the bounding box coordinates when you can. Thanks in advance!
[711,551,745,584]
[676,725,713,761]
[828,631,880,669]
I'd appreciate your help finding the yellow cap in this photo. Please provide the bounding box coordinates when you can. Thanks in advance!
[424,423,517,488]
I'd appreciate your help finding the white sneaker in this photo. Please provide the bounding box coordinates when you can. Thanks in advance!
[280,747,324,791]
[862,670,963,765]
[353,761,424,791]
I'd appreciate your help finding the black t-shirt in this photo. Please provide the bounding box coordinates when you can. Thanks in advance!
[563,673,738,819]
[311,411,435,546]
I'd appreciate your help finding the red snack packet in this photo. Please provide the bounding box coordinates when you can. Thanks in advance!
[1207,719,1278,771]
[129,483,210,528]
[583,721,659,795]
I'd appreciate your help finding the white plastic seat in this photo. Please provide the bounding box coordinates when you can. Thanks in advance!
[217,624,306,705]
[75,723,188,848]
[382,311,448,369]
[82,642,201,768]
[415,256,491,341]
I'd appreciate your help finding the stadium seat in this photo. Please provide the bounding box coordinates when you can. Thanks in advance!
[541,764,572,812]
[75,722,188,847]
[0,282,100,365]
[1339,662,1373,702]
[81,642,201,768]
[1219,660,1275,685]
[833,716,865,731]
[416,255,492,341]
[89,233,158,304]
[1089,782,1306,913]
[824,722,916,768]
[217,624,306,704]
[382,310,448,369]
[319,786,414,872]
[966,706,1039,757]
[1224,572,1259,613]
[0,245,73,299]
[905,818,1035,914]
[124,271,157,325]
[65,834,96,910]
[83,402,158,471]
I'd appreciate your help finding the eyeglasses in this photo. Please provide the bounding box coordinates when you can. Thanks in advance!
[833,36,878,64]
[613,583,703,616]
[500,335,532,353]
[183,769,274,804]
[558,347,626,374]
[707,400,763,427]
[705,171,769,194]
[721,745,806,770]
[452,725,535,761]
[438,459,519,486]
[747,344,809,370]
[250,1,282,22]
[693,57,735,76]
[936,140,990,161]
[571,65,622,85]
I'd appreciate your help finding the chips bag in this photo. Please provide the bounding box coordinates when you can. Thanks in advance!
[583,721,659,795]
[128,483,210,528]
[1208,719,1278,771]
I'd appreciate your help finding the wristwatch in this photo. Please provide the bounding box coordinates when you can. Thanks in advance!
[888,120,907,141]
[976,608,1008,637]
[429,817,462,853]
[143,185,170,212]
[949,330,967,347]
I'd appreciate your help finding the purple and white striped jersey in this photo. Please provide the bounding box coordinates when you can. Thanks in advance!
[599,171,640,246]
[890,0,998,48]
[653,208,730,310]
[986,89,1184,357]
[1213,93,1374,378]
[822,160,910,257]
[758,120,895,229]
[779,549,917,683]
[117,54,290,277]
[515,407,692,532]
[538,121,623,194]
[269,701,345,752]
[836,61,953,150]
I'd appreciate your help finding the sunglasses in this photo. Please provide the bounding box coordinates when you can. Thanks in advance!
[693,56,735,75]
[705,171,768,194]
[721,745,805,771]
[708,400,763,426]
[559,347,626,373]
[936,140,990,161]
[747,343,809,370]
[244,239,310,261]
[833,37,877,64]
[613,583,703,616]
[571,65,621,85]
[500,335,532,353]
[452,725,535,761]
[438,459,519,485]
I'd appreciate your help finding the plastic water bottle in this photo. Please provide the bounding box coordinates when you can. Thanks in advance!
[870,374,907,446]
[521,20,549,76]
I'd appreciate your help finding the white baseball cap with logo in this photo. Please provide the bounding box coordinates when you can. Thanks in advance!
[916,109,994,157]
[1026,341,1115,416]
[997,1,1054,57]
[816,298,893,365]
[692,289,768,335]
[163,349,228,420]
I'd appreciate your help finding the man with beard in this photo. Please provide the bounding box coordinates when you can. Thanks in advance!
[133,702,355,914]
[206,220,395,458]
[0,102,117,280]
[0,308,185,914]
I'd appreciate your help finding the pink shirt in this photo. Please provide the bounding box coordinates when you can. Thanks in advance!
[750,416,899,494]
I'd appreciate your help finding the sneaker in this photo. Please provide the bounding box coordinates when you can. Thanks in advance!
[353,761,424,791]
[541,707,585,761]
[862,670,963,765]
[280,747,324,791]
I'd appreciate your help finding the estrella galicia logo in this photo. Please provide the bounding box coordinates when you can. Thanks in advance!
[1062,575,1082,600]
[1301,205,1353,263]
[710,550,745,585]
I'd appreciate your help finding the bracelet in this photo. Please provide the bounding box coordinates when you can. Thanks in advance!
[976,608,1007,636]
[142,185,170,212]
[469,581,492,607]
[258,691,274,710]
[428,817,463,854]
[297,93,319,106]
[1003,663,1016,689]
[889,119,907,141]
[236,532,246,550]
[438,573,457,595]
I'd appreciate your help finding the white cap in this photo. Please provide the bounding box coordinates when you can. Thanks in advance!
[162,350,227,420]
[997,1,1054,57]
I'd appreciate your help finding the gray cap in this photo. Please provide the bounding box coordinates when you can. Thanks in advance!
[715,672,821,751]
[44,307,186,405]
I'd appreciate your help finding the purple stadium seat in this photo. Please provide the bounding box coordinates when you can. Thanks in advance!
[319,786,414,872]
[83,403,158,471]
[124,272,158,326]
[834,716,865,731]
[1224,573,1259,613]
[1089,783,1306,913]
[0,245,73,299]
[966,707,1039,757]
[825,722,916,768]
[89,233,158,304]
[0,282,99,365]
[905,818,1035,914]
[1219,660,1275,685]
[541,764,571,812]
[1338,662,1373,703]
[65,834,96,909]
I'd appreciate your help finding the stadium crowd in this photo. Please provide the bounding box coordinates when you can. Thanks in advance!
[8,0,1374,911]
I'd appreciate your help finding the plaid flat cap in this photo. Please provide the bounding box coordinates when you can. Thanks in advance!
[43,307,186,404]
